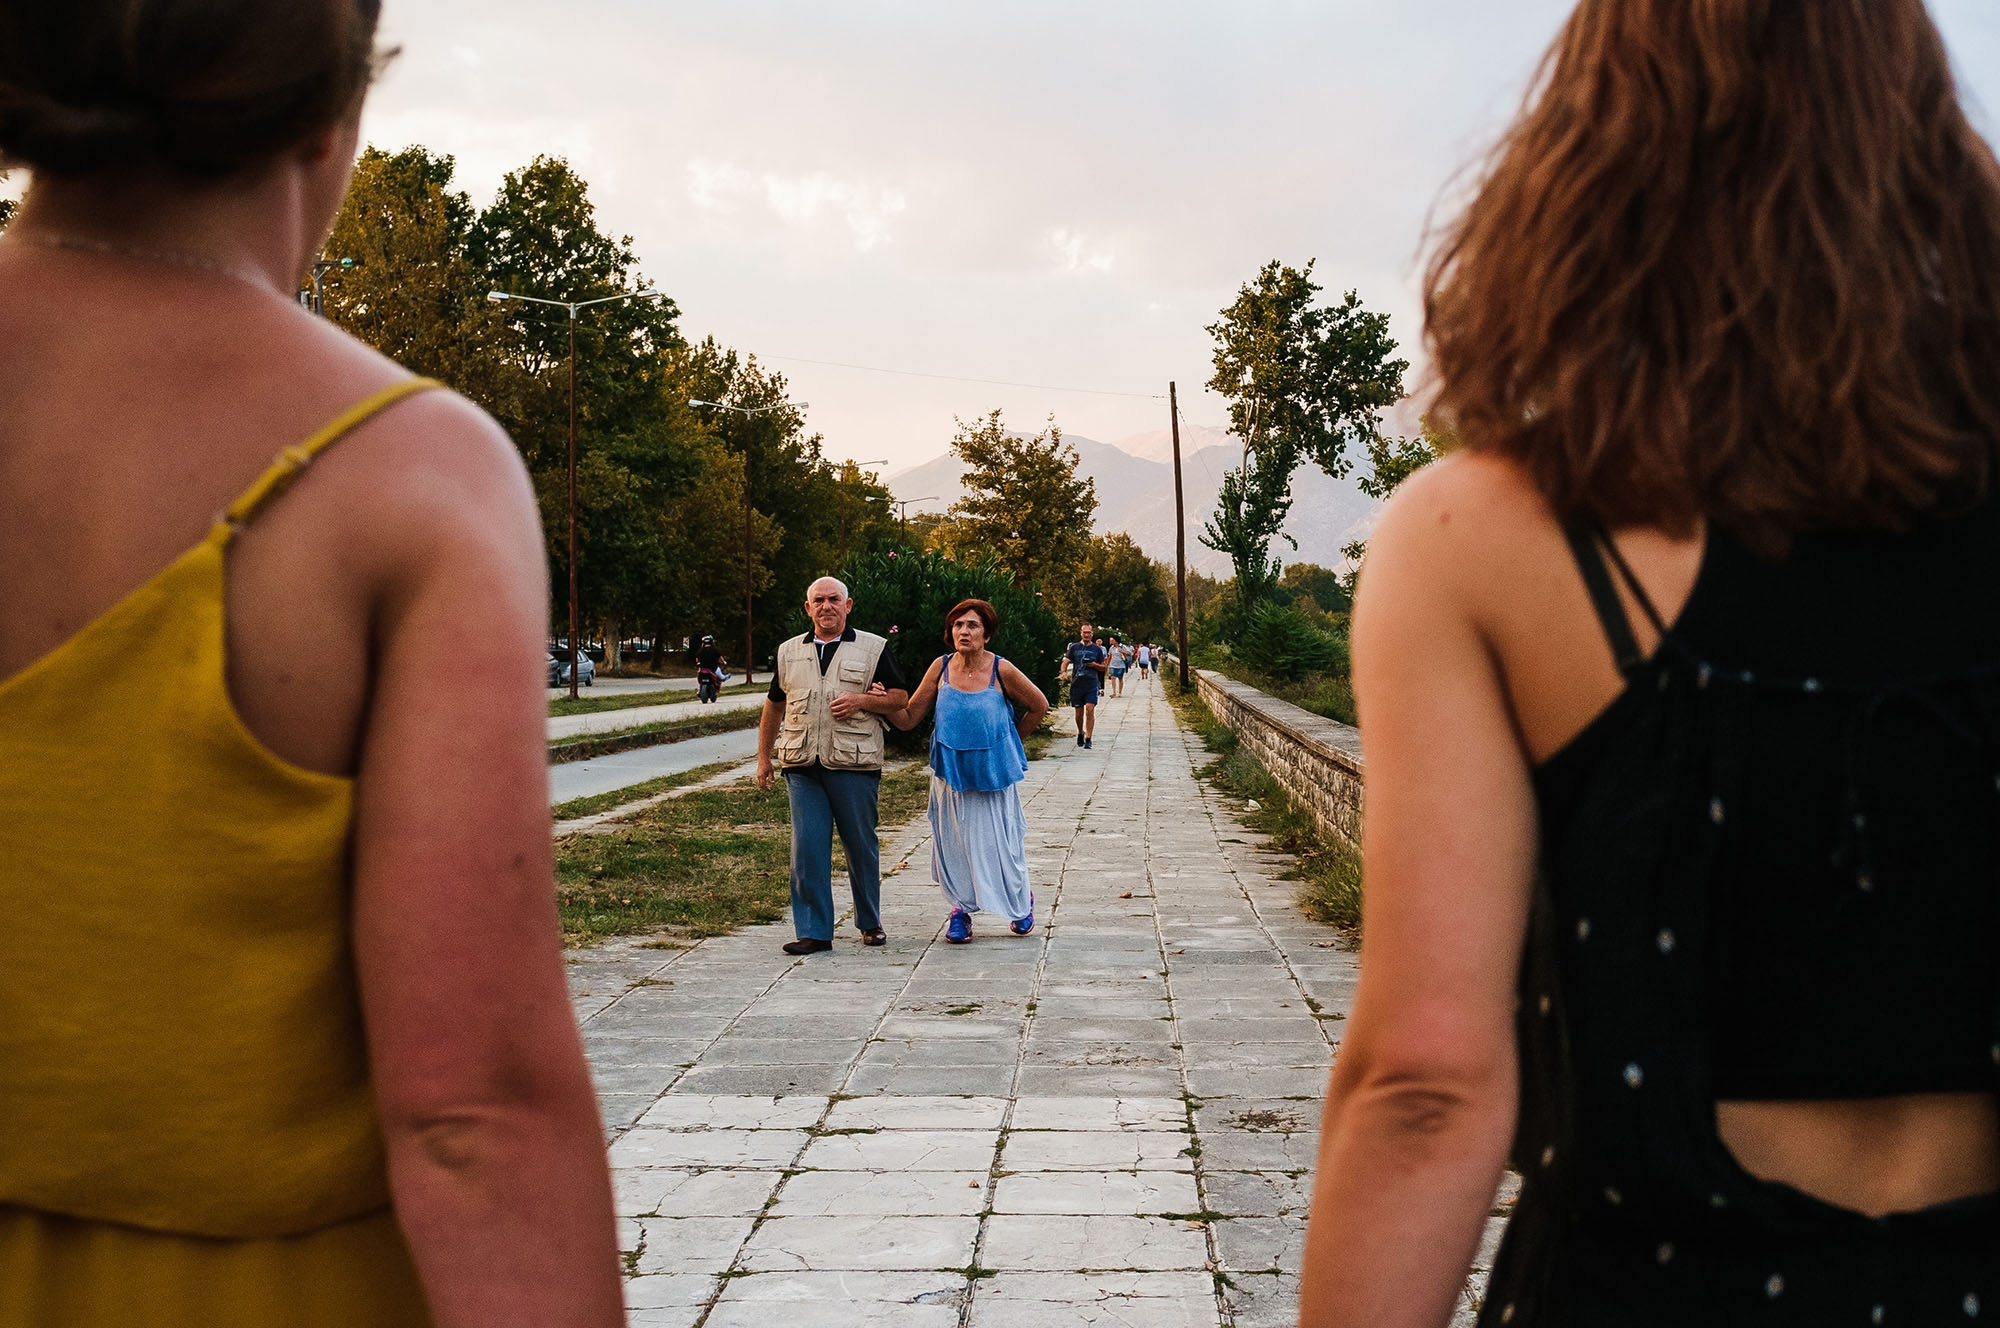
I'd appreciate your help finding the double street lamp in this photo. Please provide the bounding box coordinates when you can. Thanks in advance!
[687,398,809,687]
[488,285,671,698]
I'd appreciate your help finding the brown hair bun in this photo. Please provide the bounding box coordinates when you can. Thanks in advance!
[0,0,385,179]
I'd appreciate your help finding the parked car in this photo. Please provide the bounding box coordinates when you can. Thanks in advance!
[548,651,594,687]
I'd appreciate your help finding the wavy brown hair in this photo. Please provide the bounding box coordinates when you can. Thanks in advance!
[1425,0,2000,551]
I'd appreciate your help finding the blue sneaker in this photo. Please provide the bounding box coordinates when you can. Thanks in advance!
[946,909,973,943]
[1011,894,1035,936]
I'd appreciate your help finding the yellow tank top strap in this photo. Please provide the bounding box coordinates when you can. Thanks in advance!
[220,378,443,535]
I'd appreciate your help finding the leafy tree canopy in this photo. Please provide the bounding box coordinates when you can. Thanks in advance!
[941,410,1097,601]
[1200,259,1408,607]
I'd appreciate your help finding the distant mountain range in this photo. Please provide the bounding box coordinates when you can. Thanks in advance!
[886,423,1381,577]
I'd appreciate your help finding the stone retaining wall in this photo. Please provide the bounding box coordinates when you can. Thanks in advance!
[1195,669,1364,851]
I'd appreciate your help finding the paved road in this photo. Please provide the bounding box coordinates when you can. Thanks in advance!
[549,692,765,744]
[550,728,763,806]
[566,678,1502,1326]
[547,675,767,700]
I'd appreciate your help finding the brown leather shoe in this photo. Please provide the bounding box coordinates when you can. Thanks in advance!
[860,928,887,946]
[782,938,832,955]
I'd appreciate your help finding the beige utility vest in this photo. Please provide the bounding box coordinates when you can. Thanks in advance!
[774,630,890,771]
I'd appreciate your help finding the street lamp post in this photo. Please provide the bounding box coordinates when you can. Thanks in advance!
[488,285,671,699]
[687,398,809,688]
[302,255,361,317]
[837,459,888,562]
[891,496,938,544]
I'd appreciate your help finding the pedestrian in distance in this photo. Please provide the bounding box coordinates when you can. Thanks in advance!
[1105,633,1128,698]
[1136,642,1152,681]
[876,599,1048,944]
[755,576,909,955]
[1300,2,2000,1326]
[0,3,624,1324]
[1059,623,1108,748]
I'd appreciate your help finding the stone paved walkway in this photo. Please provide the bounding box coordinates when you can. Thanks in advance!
[568,678,1499,1327]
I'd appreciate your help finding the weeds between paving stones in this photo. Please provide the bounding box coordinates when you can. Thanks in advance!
[554,765,930,947]
[1167,678,1364,939]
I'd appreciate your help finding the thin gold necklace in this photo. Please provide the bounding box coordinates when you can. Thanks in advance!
[0,228,277,294]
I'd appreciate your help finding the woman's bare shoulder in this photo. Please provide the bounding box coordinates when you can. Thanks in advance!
[1362,450,1564,612]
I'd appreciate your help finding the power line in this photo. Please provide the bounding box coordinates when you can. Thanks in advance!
[759,352,1166,400]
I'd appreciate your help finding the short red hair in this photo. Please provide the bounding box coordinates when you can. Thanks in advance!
[944,599,999,642]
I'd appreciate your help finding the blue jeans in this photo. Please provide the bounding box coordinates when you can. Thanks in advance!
[783,765,882,940]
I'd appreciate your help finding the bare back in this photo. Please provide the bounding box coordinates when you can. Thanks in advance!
[0,251,492,775]
[1421,451,1999,1217]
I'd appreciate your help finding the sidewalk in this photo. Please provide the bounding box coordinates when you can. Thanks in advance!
[568,678,1501,1326]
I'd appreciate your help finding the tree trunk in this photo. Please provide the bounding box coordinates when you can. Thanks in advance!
[603,620,623,671]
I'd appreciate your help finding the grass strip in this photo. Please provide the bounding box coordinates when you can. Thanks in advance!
[1166,671,1363,940]
[556,765,931,948]
[552,760,743,823]
[548,706,761,766]
[548,682,764,718]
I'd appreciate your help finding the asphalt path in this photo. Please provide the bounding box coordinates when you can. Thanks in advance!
[548,691,766,742]
[548,727,763,806]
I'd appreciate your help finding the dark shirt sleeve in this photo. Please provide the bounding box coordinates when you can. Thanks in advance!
[873,648,908,693]
[768,674,785,705]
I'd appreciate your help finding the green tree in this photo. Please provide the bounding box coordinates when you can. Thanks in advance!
[474,156,696,652]
[1200,260,1408,605]
[676,339,849,664]
[0,171,14,229]
[1279,562,1350,616]
[942,409,1097,600]
[320,147,516,401]
[1064,534,1172,643]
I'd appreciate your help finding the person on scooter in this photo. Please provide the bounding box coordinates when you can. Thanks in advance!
[696,635,726,703]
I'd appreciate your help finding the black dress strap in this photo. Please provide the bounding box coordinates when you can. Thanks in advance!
[1564,525,1647,676]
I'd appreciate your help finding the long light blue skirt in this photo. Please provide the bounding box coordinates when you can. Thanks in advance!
[928,775,1033,918]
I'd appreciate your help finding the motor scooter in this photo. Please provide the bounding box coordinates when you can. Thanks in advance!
[697,667,724,703]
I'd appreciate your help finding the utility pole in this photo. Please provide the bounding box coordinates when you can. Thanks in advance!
[488,285,670,699]
[567,307,580,699]
[743,446,756,687]
[1170,382,1191,689]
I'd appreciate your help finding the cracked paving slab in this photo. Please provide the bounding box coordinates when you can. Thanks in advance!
[972,1272,1223,1328]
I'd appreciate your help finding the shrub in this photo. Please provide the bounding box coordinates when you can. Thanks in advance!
[840,548,1068,752]
[1234,600,1346,683]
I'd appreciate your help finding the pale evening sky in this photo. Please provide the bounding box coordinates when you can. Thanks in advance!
[357,3,1993,471]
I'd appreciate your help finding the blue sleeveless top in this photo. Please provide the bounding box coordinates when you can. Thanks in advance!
[929,654,1027,792]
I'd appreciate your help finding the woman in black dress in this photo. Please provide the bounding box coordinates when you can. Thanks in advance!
[1300,2,2000,1324]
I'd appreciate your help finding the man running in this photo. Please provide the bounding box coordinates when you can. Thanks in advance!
[1061,624,1108,748]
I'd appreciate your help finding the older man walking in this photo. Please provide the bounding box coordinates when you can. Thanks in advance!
[756,576,909,955]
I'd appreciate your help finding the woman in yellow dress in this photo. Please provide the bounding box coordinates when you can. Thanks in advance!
[0,3,624,1325]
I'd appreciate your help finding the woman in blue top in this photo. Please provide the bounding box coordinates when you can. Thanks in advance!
[878,599,1049,942]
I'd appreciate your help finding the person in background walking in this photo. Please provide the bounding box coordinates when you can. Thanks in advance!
[1060,623,1107,748]
[877,599,1048,943]
[0,3,623,1324]
[756,576,909,955]
[1104,633,1128,698]
[1300,2,2000,1325]
[1135,642,1152,681]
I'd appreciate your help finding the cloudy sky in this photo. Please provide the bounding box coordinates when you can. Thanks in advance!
[356,1,2000,475]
